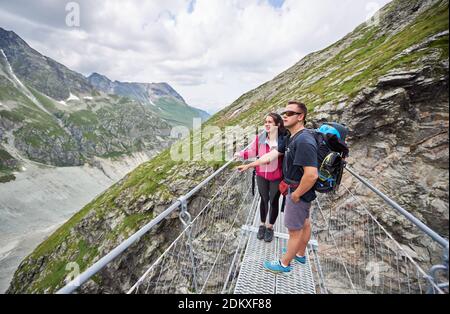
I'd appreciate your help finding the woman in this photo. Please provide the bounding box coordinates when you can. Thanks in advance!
[236,113,286,242]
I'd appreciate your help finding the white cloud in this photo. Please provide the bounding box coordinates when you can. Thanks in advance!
[0,0,391,114]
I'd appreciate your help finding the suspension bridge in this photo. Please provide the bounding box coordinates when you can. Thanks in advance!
[57,158,449,294]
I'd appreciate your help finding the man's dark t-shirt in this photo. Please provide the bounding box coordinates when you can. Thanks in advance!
[278,130,318,203]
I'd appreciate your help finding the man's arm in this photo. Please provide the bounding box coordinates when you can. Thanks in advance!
[237,149,282,172]
[291,166,319,203]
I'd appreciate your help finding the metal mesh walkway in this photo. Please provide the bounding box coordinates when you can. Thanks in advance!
[234,198,316,294]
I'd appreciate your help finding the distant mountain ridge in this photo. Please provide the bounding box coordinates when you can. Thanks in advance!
[87,72,210,126]
[87,72,186,103]
[0,27,209,127]
[0,28,93,101]
[0,27,207,182]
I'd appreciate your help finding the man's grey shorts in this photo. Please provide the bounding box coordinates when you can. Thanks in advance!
[284,192,312,231]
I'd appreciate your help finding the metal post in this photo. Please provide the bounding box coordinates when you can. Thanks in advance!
[310,239,328,294]
[178,197,199,293]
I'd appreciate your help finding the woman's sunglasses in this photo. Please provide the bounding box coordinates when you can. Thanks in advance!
[281,111,303,117]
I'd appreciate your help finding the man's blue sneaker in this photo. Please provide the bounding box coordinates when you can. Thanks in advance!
[282,248,306,264]
[263,260,292,273]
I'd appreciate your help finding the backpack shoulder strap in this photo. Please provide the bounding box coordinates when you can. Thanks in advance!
[288,129,307,146]
[309,129,323,145]
[255,134,260,158]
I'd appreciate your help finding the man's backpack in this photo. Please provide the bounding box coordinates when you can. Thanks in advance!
[311,122,349,193]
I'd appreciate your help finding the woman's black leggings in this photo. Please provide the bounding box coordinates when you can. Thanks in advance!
[256,176,281,226]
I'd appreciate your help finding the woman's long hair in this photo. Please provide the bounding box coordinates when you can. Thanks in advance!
[267,112,287,136]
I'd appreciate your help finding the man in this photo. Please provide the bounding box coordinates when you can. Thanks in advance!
[238,101,318,273]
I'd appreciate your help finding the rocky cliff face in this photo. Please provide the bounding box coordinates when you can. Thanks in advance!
[6,0,448,293]
[0,146,18,182]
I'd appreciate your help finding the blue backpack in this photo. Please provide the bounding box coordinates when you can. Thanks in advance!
[311,123,349,193]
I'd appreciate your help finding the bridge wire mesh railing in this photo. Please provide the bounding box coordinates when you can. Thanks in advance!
[58,148,447,295]
[310,180,446,294]
[127,169,257,294]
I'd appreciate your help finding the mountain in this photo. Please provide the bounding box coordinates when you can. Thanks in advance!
[6,0,448,293]
[87,72,186,103]
[87,72,210,127]
[0,28,93,101]
[0,27,194,292]
[1,27,199,182]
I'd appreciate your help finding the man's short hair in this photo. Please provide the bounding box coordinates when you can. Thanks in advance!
[288,101,307,123]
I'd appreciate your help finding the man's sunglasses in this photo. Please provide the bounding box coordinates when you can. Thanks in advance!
[281,111,303,117]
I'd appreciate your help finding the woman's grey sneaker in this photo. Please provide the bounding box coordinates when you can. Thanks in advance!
[264,228,274,242]
[257,225,266,240]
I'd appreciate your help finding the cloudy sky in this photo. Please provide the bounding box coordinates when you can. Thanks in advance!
[0,0,391,114]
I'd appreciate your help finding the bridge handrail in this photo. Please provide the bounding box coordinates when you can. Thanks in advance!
[57,158,238,294]
[56,150,448,294]
[345,166,449,249]
[345,166,449,293]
